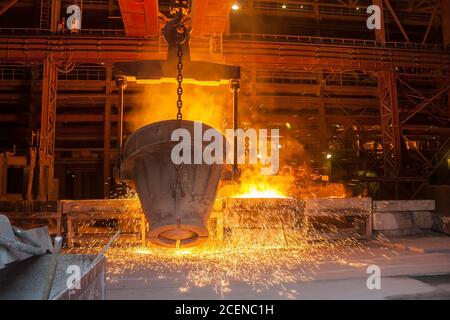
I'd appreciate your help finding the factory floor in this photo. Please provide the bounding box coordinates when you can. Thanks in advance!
[105,234,450,300]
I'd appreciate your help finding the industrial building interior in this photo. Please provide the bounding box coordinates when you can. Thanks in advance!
[1,0,450,300]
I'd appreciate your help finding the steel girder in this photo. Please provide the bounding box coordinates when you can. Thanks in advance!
[397,73,450,178]
[375,69,450,196]
[0,35,449,74]
[37,59,57,201]
[378,71,403,177]
[118,0,160,37]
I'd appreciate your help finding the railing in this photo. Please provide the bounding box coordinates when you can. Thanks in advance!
[319,5,367,17]
[1,0,115,6]
[248,0,315,14]
[0,28,126,37]
[0,28,49,35]
[58,66,106,81]
[226,33,378,47]
[61,0,111,6]
[75,28,126,36]
[226,33,449,51]
[239,0,432,23]
[0,28,447,52]
[0,67,30,80]
[0,65,107,81]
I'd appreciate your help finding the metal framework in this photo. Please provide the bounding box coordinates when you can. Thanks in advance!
[379,71,402,177]
[0,0,449,200]
[37,59,58,201]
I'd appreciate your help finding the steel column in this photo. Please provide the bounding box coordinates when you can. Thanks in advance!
[37,59,58,201]
[230,79,240,179]
[442,0,450,120]
[373,0,386,44]
[30,66,41,132]
[378,71,402,177]
[317,72,328,151]
[0,0,18,17]
[50,0,61,32]
[441,0,450,46]
[383,0,411,42]
[103,65,112,197]
[115,76,127,156]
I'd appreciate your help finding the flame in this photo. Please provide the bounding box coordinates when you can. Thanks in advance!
[219,167,292,199]
[233,185,289,199]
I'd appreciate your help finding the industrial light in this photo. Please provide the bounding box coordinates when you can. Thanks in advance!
[231,2,240,10]
[326,153,332,159]
[282,4,287,9]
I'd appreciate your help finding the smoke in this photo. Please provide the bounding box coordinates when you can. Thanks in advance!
[127,81,348,199]
[127,83,232,132]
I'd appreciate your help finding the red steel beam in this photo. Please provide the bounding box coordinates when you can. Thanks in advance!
[190,0,234,37]
[220,35,449,71]
[374,0,386,44]
[401,83,450,124]
[118,0,160,37]
[441,0,450,46]
[383,0,411,42]
[379,71,402,176]
[0,36,164,62]
[1,35,448,72]
[0,0,18,17]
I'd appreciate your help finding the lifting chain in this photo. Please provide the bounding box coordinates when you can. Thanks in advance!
[173,2,188,200]
[176,19,185,120]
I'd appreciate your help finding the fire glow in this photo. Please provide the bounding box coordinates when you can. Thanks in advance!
[225,167,292,199]
[232,186,289,199]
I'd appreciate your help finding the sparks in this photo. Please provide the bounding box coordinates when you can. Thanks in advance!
[63,169,363,296]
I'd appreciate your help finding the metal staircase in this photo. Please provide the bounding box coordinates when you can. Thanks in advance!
[39,0,51,30]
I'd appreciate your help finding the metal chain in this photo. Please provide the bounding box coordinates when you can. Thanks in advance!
[176,25,184,121]
[172,10,186,198]
[174,4,187,201]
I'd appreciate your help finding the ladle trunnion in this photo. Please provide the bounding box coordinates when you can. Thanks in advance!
[120,120,226,248]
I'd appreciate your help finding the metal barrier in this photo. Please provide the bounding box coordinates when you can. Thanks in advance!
[0,66,29,80]
[0,28,126,37]
[0,27,447,51]
[226,33,449,51]
[58,66,106,81]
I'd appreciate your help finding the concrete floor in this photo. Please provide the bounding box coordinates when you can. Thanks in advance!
[105,235,450,300]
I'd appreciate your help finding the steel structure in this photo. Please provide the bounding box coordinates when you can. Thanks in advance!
[0,0,449,200]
